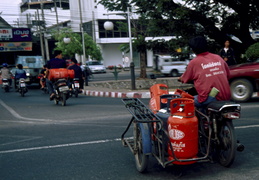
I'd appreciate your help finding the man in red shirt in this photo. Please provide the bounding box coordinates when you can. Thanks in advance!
[179,36,231,108]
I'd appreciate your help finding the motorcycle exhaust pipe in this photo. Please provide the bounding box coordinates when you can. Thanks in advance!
[236,140,245,152]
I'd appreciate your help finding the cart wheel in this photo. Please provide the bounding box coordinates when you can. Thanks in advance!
[216,120,236,167]
[134,123,149,173]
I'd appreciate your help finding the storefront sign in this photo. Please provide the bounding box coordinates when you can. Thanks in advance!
[0,28,31,42]
[0,42,32,52]
[0,29,12,41]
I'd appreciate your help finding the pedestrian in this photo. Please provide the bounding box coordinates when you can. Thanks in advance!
[179,36,231,110]
[219,40,237,66]
[45,50,66,100]
[14,64,27,89]
[0,63,13,87]
[67,58,83,91]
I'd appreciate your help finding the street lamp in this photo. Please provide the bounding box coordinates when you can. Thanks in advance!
[103,7,136,90]
[103,21,114,31]
[63,37,71,44]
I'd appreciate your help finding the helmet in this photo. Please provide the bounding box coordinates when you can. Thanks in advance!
[2,63,8,67]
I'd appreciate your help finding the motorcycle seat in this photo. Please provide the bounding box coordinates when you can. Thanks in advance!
[207,101,240,112]
[55,78,66,83]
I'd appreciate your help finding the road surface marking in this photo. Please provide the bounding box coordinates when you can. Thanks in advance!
[0,138,133,154]
[236,125,259,129]
[0,99,51,122]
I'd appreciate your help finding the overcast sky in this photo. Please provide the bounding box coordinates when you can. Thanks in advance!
[0,0,21,26]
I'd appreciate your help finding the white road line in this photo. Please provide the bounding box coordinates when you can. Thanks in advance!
[0,99,51,121]
[236,124,259,129]
[0,137,133,154]
[0,139,116,154]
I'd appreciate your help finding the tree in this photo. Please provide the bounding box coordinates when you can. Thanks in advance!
[99,0,258,58]
[245,42,259,60]
[52,28,102,60]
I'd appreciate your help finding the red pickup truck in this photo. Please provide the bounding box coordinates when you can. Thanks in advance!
[229,61,259,102]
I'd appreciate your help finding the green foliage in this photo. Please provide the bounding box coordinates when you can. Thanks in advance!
[245,43,259,60]
[99,0,258,52]
[51,28,102,60]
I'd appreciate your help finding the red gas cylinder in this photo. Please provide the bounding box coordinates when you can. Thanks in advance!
[167,98,198,165]
[149,84,169,112]
[48,68,74,81]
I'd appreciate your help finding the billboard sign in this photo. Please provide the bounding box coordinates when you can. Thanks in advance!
[0,42,32,52]
[0,29,12,41]
[0,28,32,42]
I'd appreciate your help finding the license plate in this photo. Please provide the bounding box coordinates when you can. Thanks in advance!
[59,86,69,92]
[75,83,80,88]
[20,83,26,87]
[3,82,8,86]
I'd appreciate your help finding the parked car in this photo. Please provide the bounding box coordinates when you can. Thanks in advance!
[86,61,106,73]
[229,61,259,102]
[153,54,189,71]
[160,60,189,77]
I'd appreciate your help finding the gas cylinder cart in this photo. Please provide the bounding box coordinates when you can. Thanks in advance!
[121,96,243,173]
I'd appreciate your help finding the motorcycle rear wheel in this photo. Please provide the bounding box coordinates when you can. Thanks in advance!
[61,93,66,106]
[216,120,236,167]
[4,86,9,92]
[21,89,25,97]
[54,99,59,105]
[74,90,78,98]
[134,123,149,173]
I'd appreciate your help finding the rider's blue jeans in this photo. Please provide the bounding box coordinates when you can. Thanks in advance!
[194,95,217,109]
[46,78,54,94]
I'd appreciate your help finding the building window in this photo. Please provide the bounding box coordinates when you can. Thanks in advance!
[98,20,128,38]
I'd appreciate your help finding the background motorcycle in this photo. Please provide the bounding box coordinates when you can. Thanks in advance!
[2,79,10,92]
[17,78,28,97]
[69,78,80,98]
[53,78,70,106]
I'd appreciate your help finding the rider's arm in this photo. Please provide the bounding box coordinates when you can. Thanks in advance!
[45,69,49,79]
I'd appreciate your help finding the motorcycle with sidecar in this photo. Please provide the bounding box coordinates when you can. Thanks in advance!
[121,84,244,172]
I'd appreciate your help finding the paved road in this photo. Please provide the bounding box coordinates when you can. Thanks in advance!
[0,88,259,180]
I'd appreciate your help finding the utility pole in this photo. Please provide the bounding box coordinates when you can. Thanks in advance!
[78,0,86,63]
[36,9,45,62]
[40,0,50,61]
[54,0,59,28]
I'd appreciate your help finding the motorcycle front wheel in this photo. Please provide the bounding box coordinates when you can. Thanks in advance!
[216,120,236,167]
[134,123,149,173]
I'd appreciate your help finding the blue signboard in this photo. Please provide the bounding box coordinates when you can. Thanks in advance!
[0,28,32,42]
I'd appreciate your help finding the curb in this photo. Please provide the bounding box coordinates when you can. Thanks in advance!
[81,89,176,99]
[81,89,151,98]
[81,90,259,99]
